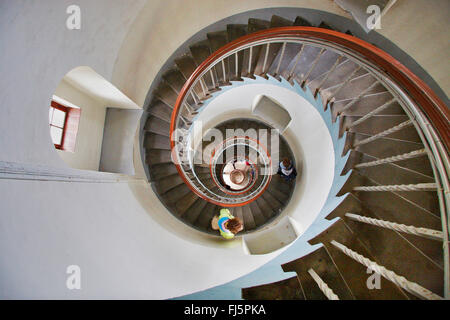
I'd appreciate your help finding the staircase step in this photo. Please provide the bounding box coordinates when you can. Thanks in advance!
[348,175,442,228]
[155,173,184,194]
[290,45,324,83]
[161,183,192,204]
[145,149,172,165]
[226,24,247,41]
[247,18,270,33]
[144,116,170,136]
[342,114,409,138]
[232,206,245,229]
[143,132,171,150]
[261,190,283,212]
[327,194,444,293]
[254,41,283,77]
[308,219,409,299]
[342,211,444,296]
[269,42,303,79]
[184,198,208,224]
[148,163,178,181]
[242,204,256,231]
[354,136,425,160]
[147,99,172,122]
[175,191,199,216]
[266,184,290,204]
[154,81,178,108]
[356,160,435,186]
[305,50,342,86]
[163,69,187,93]
[335,91,404,116]
[241,44,263,78]
[249,200,267,227]
[332,81,387,115]
[195,202,218,231]
[319,61,364,103]
[394,155,434,177]
[349,120,422,144]
[226,24,247,81]
[174,55,205,98]
[207,31,230,85]
[190,40,218,91]
[354,170,440,216]
[349,150,433,179]
[318,21,334,30]
[270,15,293,27]
[255,193,276,220]
[282,246,355,300]
[293,16,312,27]
[242,276,305,300]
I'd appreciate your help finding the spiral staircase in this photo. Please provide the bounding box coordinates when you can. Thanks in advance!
[140,14,449,299]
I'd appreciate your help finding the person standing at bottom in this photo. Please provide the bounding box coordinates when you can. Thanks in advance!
[211,208,243,239]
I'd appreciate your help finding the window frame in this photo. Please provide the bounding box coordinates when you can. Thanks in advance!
[49,100,80,152]
[50,101,69,150]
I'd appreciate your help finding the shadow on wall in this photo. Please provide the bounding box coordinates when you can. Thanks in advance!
[49,66,142,175]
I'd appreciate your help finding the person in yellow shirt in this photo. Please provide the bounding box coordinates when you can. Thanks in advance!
[211,208,243,239]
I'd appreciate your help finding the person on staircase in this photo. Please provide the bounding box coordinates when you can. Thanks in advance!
[277,158,297,182]
[211,208,243,239]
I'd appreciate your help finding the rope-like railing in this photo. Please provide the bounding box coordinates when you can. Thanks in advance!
[331,240,443,300]
[345,213,443,241]
[354,149,427,168]
[308,268,340,300]
[353,183,437,192]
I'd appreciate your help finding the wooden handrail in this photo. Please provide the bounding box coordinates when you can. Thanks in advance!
[169,26,449,205]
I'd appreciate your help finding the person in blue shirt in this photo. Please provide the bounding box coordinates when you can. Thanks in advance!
[277,158,297,182]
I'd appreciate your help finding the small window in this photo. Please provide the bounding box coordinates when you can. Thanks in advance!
[49,101,80,152]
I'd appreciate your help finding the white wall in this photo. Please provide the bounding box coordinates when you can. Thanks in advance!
[0,0,146,166]
[54,79,106,171]
[112,0,449,110]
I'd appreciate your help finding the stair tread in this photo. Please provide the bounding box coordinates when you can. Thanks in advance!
[293,16,312,27]
[282,246,355,300]
[145,149,172,165]
[163,69,186,93]
[309,219,409,299]
[242,204,256,231]
[143,132,171,150]
[327,194,444,289]
[147,99,172,122]
[184,198,209,224]
[242,276,305,300]
[144,116,170,136]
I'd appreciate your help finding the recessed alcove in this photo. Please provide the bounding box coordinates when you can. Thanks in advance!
[50,66,142,174]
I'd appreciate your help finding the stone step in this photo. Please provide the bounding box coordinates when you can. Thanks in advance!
[327,194,444,288]
[282,246,355,300]
[147,99,172,122]
[143,132,171,150]
[242,276,305,300]
[144,116,170,136]
[309,219,409,299]
[145,149,172,165]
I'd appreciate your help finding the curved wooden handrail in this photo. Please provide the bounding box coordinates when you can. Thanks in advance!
[170,26,449,205]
